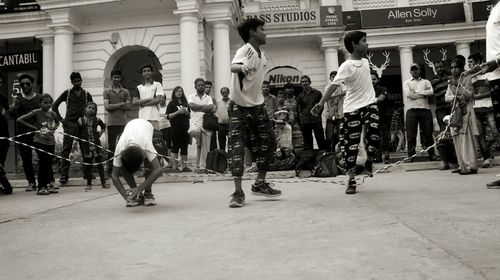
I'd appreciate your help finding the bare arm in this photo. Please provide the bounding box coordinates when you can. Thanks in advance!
[104,99,126,112]
[130,157,162,198]
[189,102,214,112]
[52,91,66,121]
[16,112,37,131]
[111,166,129,200]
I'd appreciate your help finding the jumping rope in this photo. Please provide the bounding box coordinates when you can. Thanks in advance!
[0,69,483,187]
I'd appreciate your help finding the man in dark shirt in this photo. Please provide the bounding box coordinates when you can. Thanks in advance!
[372,73,393,163]
[431,60,451,131]
[8,73,41,191]
[297,75,326,150]
[52,72,93,184]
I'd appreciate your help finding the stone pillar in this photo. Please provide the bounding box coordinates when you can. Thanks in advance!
[53,26,74,97]
[212,20,231,100]
[179,12,200,91]
[456,41,472,69]
[399,45,414,87]
[323,46,339,82]
[40,36,54,95]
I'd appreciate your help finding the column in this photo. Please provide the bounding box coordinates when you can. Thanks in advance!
[212,20,231,100]
[179,12,200,91]
[323,47,339,82]
[40,36,54,95]
[456,41,472,69]
[399,45,414,87]
[53,26,74,97]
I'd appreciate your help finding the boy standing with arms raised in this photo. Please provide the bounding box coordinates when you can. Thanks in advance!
[228,18,281,208]
[312,31,379,195]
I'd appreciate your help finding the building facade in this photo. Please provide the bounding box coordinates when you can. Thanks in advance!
[0,0,492,171]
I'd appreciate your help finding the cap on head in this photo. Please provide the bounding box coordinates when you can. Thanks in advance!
[410,63,420,71]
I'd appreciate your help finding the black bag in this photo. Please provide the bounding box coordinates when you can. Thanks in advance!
[294,149,319,177]
[206,149,227,173]
[203,113,219,131]
[312,152,339,177]
[271,148,296,171]
[450,102,466,128]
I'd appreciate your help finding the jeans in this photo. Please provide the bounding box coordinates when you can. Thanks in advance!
[406,108,435,157]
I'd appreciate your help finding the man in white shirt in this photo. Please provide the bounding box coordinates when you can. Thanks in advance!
[403,63,437,162]
[188,78,214,171]
[228,18,282,208]
[216,87,230,150]
[111,119,163,207]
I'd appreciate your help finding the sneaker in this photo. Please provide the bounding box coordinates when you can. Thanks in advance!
[59,176,68,184]
[170,168,181,173]
[251,182,282,197]
[25,183,37,192]
[37,188,50,195]
[345,179,357,195]
[181,167,192,172]
[85,185,92,191]
[143,192,157,206]
[126,195,140,207]
[101,182,110,189]
[49,181,59,190]
[48,185,59,193]
[482,158,493,168]
[229,192,245,208]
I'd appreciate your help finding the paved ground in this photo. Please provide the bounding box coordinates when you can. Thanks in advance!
[1,165,500,280]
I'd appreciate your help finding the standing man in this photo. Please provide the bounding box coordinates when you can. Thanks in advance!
[188,78,214,172]
[403,63,437,162]
[205,81,219,151]
[324,71,345,152]
[262,80,277,121]
[8,73,41,191]
[53,72,93,184]
[216,87,231,151]
[103,70,131,175]
[297,75,327,150]
[431,60,451,131]
[228,18,281,208]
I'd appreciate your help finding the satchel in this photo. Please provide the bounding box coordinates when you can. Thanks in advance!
[203,112,219,131]
[449,101,466,128]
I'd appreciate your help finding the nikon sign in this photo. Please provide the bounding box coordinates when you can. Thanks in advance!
[360,3,465,28]
[265,66,303,89]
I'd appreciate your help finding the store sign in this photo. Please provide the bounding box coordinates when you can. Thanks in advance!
[0,0,40,14]
[0,52,40,68]
[245,9,320,28]
[343,10,362,30]
[320,6,343,27]
[360,3,465,28]
[472,1,493,21]
[265,66,303,88]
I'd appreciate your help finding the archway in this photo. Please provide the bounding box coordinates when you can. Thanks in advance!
[103,46,163,120]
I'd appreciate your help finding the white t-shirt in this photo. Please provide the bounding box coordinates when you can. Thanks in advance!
[331,58,376,113]
[486,3,500,81]
[113,119,157,167]
[230,43,268,107]
[137,81,165,121]
[187,93,214,126]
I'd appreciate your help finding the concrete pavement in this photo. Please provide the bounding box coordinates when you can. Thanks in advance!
[1,166,500,280]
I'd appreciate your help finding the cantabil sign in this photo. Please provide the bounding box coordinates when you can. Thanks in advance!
[265,66,303,88]
[0,52,40,67]
[360,3,465,28]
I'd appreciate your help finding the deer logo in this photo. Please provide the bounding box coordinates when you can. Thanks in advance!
[423,48,447,76]
[366,51,391,78]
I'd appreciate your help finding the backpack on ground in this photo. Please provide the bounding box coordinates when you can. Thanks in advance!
[294,149,318,178]
[312,151,340,177]
[206,149,227,173]
[271,148,296,171]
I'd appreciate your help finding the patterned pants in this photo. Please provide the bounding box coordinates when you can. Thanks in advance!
[339,104,380,173]
[228,103,276,177]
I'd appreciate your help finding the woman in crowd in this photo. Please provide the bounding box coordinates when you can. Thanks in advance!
[165,86,191,172]
[445,58,479,175]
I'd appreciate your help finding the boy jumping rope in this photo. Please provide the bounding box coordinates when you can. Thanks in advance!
[228,18,281,208]
[312,31,380,195]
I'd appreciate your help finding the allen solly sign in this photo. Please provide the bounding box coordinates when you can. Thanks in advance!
[360,3,465,28]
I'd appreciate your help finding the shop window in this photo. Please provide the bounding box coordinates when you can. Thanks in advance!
[353,0,396,10]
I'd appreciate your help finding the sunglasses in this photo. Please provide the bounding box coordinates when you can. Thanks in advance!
[20,82,32,87]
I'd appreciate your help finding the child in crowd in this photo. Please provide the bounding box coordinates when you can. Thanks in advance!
[17,94,59,195]
[165,86,191,172]
[78,101,107,190]
[274,90,293,149]
[312,31,380,195]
